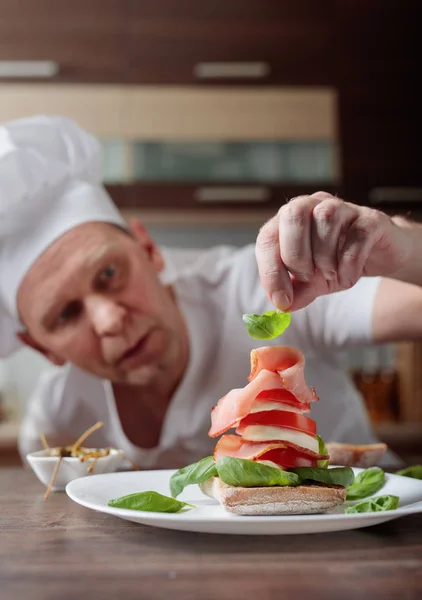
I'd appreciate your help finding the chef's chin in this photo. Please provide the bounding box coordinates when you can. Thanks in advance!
[123,363,162,386]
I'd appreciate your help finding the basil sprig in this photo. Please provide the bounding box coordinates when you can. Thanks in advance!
[108,491,194,513]
[291,466,355,488]
[346,467,386,501]
[395,465,422,480]
[345,494,399,514]
[170,455,218,498]
[242,310,291,340]
[216,456,300,487]
[316,434,329,469]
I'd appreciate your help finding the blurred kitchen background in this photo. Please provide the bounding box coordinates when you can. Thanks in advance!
[0,1,421,464]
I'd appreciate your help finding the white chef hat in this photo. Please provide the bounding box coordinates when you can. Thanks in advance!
[0,114,127,357]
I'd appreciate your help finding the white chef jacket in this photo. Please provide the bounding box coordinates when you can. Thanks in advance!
[18,244,401,467]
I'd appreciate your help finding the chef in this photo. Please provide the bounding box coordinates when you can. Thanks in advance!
[1,115,421,468]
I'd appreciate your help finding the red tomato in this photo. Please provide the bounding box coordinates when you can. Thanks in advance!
[258,447,318,468]
[255,389,311,412]
[237,410,317,436]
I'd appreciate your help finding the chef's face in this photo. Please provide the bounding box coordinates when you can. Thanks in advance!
[16,221,189,389]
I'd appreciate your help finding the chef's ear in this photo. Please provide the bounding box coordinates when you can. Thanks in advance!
[129,218,165,273]
[16,332,66,366]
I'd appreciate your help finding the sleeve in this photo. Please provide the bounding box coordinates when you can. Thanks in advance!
[300,276,382,349]
[231,244,382,352]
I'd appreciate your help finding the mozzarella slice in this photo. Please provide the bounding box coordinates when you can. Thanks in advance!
[249,400,304,414]
[241,425,319,454]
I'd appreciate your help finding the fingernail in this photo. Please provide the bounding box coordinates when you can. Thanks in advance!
[272,291,291,310]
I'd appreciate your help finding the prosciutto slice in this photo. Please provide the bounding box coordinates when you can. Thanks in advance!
[214,434,289,462]
[208,369,285,438]
[209,346,317,438]
[248,346,318,404]
[214,433,328,462]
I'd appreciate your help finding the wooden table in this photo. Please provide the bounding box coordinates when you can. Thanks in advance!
[1,467,421,600]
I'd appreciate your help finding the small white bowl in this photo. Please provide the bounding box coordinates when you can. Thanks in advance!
[26,448,126,492]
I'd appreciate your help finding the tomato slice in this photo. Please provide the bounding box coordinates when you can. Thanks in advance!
[237,410,317,436]
[254,388,311,412]
[256,388,309,407]
[258,447,318,468]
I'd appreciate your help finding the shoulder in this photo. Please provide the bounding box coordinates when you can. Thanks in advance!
[161,244,251,282]
[26,363,107,421]
[162,244,257,295]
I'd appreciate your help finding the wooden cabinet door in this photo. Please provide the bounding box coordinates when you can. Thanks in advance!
[126,0,337,85]
[334,1,420,208]
[0,0,128,82]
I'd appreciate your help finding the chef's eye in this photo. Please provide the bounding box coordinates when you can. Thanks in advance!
[57,301,82,325]
[97,264,116,287]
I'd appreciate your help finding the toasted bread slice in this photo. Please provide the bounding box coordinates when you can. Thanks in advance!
[199,477,346,516]
[327,442,387,468]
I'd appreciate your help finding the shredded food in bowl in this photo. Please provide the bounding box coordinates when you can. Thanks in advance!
[40,421,136,499]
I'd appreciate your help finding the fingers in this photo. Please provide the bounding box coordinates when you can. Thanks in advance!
[277,195,320,284]
[337,208,384,288]
[256,191,386,312]
[255,216,293,310]
[311,198,357,280]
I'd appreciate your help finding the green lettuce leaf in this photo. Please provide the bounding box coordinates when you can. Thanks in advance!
[345,494,399,514]
[108,491,194,512]
[216,456,300,487]
[242,311,291,340]
[291,466,355,488]
[395,465,422,480]
[170,455,218,498]
[316,434,329,469]
[346,467,386,501]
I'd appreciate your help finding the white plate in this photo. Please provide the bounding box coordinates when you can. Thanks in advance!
[66,467,422,535]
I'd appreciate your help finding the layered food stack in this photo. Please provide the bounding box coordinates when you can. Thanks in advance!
[209,346,326,469]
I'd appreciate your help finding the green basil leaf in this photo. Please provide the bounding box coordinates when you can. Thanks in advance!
[395,465,422,480]
[346,467,386,501]
[345,494,399,514]
[242,311,291,340]
[170,456,218,498]
[316,434,329,469]
[291,466,355,488]
[216,456,300,487]
[108,491,194,513]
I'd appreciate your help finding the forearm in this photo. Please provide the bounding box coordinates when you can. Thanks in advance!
[389,216,422,287]
[372,277,422,343]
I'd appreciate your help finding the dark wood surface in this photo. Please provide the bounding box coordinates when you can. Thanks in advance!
[0,467,421,600]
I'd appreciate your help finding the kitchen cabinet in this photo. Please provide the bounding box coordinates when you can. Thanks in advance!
[0,0,127,83]
[107,182,341,213]
[334,0,420,208]
[0,1,336,85]
[0,83,340,210]
[126,0,336,85]
[0,1,419,212]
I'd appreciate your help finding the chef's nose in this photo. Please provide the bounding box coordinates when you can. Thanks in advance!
[85,295,126,336]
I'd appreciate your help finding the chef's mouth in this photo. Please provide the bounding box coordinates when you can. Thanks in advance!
[116,329,158,368]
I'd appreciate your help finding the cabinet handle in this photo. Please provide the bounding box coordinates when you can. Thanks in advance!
[0,61,59,78]
[369,187,422,204]
[194,186,271,203]
[193,62,270,79]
